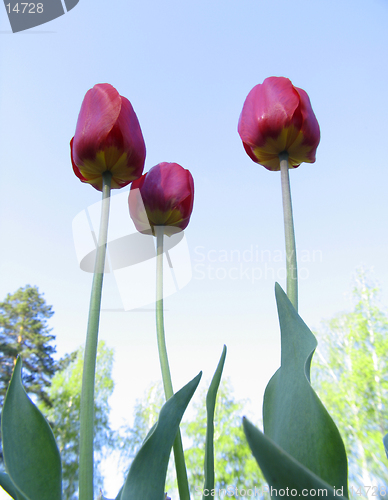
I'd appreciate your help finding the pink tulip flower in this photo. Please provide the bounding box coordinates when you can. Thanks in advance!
[238,76,320,171]
[129,162,194,236]
[71,83,146,190]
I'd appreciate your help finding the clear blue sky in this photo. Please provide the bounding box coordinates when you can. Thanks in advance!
[1,0,388,496]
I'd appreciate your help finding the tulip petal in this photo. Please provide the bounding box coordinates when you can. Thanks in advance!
[71,84,146,191]
[238,78,300,150]
[257,77,302,144]
[72,84,122,166]
[148,164,192,213]
[129,163,194,236]
[238,77,320,170]
[116,97,146,169]
[292,87,320,162]
[71,137,89,183]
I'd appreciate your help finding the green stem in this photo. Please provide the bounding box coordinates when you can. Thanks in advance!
[155,226,190,500]
[279,153,298,312]
[79,171,112,500]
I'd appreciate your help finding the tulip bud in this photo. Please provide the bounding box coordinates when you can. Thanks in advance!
[238,76,320,171]
[129,162,194,236]
[71,83,146,190]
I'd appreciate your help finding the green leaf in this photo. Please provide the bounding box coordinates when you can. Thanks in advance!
[243,418,348,499]
[383,434,388,459]
[262,284,348,495]
[1,357,62,500]
[120,372,202,500]
[0,471,27,500]
[202,345,227,500]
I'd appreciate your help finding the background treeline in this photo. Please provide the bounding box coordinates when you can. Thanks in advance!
[1,272,388,499]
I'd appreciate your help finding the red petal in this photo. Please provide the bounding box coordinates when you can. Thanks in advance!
[238,76,320,169]
[238,77,300,149]
[145,163,192,214]
[72,83,122,165]
[116,96,146,175]
[129,163,194,233]
[294,86,320,160]
[70,137,88,183]
[130,173,146,192]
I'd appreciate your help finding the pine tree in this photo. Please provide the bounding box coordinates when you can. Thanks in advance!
[0,285,56,407]
[0,285,56,464]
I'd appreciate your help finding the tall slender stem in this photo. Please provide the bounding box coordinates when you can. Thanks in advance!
[155,226,190,500]
[279,153,298,312]
[79,171,112,500]
[155,226,174,399]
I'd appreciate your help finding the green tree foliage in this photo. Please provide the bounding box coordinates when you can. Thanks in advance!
[182,379,265,495]
[42,341,117,500]
[312,270,388,491]
[120,381,165,462]
[0,285,56,407]
[120,379,266,497]
[0,285,56,464]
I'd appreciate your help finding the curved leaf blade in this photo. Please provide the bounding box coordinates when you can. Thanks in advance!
[120,372,202,500]
[0,471,27,500]
[243,418,348,499]
[1,357,62,500]
[202,345,227,500]
[262,284,348,495]
[114,486,123,500]
[383,434,388,459]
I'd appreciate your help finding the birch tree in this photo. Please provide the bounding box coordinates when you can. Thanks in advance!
[312,270,388,495]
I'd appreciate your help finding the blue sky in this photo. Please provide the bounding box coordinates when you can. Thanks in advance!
[1,0,388,496]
